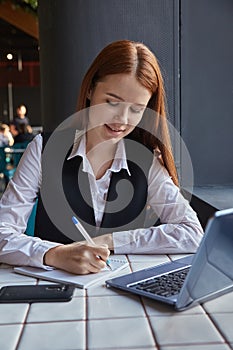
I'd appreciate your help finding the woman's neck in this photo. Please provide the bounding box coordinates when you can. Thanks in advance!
[85,133,118,179]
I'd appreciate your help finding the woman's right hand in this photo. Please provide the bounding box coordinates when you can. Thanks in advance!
[44,242,110,275]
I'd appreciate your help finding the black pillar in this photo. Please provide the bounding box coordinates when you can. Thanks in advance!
[38,0,81,131]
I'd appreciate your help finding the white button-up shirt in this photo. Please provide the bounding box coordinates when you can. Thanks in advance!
[0,133,203,269]
[69,132,130,228]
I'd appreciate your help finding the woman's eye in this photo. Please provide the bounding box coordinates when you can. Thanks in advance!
[130,106,144,114]
[107,100,119,106]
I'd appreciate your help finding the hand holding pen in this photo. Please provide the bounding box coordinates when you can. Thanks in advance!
[72,216,112,270]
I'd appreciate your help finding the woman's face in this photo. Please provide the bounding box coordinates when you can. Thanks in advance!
[87,73,152,146]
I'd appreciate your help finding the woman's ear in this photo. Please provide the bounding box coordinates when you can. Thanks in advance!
[87,87,92,100]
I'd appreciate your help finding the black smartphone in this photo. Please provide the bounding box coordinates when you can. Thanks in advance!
[0,284,75,303]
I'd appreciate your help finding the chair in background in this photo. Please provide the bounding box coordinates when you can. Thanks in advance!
[8,141,30,168]
[0,146,16,185]
[25,199,38,236]
[0,141,30,191]
[182,189,218,229]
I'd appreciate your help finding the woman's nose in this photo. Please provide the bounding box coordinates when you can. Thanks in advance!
[113,106,128,124]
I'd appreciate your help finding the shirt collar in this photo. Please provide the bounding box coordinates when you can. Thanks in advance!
[67,130,131,176]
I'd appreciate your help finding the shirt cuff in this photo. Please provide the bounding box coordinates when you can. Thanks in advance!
[112,230,134,254]
[30,241,62,270]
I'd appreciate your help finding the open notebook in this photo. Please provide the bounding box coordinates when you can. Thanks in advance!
[14,257,128,289]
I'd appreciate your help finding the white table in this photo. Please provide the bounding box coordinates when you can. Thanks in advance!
[0,254,233,350]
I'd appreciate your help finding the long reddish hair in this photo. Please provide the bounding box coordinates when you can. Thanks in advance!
[77,40,178,186]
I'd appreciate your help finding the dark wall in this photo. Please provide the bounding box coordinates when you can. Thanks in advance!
[180,0,233,186]
[38,0,179,131]
[0,87,8,122]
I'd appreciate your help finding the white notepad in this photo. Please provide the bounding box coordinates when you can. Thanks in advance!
[14,257,129,289]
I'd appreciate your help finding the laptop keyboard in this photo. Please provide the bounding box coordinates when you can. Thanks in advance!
[129,267,190,298]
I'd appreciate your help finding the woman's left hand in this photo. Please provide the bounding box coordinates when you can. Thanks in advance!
[92,233,114,250]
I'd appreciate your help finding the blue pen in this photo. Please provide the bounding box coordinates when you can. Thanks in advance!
[72,216,112,270]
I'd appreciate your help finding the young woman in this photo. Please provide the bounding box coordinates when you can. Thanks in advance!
[0,40,203,275]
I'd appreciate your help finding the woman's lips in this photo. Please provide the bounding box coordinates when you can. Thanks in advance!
[105,124,126,134]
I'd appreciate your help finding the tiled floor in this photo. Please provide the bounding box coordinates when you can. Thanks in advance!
[0,255,233,350]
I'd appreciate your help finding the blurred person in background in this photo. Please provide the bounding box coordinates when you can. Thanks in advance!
[9,122,18,139]
[13,104,30,127]
[0,123,14,147]
[13,123,34,144]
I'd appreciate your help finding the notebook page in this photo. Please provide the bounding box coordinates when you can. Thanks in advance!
[14,257,129,289]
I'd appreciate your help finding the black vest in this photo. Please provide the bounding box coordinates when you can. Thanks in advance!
[34,132,154,244]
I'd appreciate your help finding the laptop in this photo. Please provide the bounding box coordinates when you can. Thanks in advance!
[106,208,233,311]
